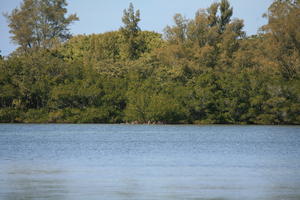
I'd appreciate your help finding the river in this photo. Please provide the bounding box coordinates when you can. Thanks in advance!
[0,124,299,200]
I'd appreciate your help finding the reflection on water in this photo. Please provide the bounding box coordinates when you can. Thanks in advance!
[4,167,67,200]
[0,124,300,200]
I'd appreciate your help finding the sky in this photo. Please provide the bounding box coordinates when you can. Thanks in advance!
[0,0,272,56]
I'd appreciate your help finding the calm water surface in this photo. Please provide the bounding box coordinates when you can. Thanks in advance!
[0,124,300,200]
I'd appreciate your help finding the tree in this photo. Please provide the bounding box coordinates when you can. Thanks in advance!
[5,0,78,52]
[219,0,233,33]
[207,3,219,27]
[164,14,188,44]
[1,0,299,124]
[262,0,300,80]
[120,3,141,59]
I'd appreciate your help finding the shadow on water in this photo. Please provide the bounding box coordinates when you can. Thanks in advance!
[2,167,234,200]
[2,168,68,200]
[2,167,300,200]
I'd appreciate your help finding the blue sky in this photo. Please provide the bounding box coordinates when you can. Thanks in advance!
[0,0,272,56]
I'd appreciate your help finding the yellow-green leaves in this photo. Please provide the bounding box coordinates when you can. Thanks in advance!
[5,0,78,52]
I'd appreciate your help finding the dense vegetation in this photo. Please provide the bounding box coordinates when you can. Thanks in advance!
[1,0,299,124]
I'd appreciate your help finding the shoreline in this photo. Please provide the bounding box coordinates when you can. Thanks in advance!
[0,122,299,126]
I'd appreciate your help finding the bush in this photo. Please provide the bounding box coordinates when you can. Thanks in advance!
[0,108,21,123]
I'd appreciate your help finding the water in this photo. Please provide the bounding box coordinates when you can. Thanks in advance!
[0,124,300,200]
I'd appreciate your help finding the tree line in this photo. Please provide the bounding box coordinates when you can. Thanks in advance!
[0,0,299,124]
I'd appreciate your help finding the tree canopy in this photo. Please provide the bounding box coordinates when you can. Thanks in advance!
[0,0,299,124]
[5,0,78,52]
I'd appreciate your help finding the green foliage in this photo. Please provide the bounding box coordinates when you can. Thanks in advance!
[261,0,300,80]
[0,108,21,122]
[22,109,48,123]
[120,3,142,60]
[5,0,78,52]
[1,0,299,124]
[219,0,233,33]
